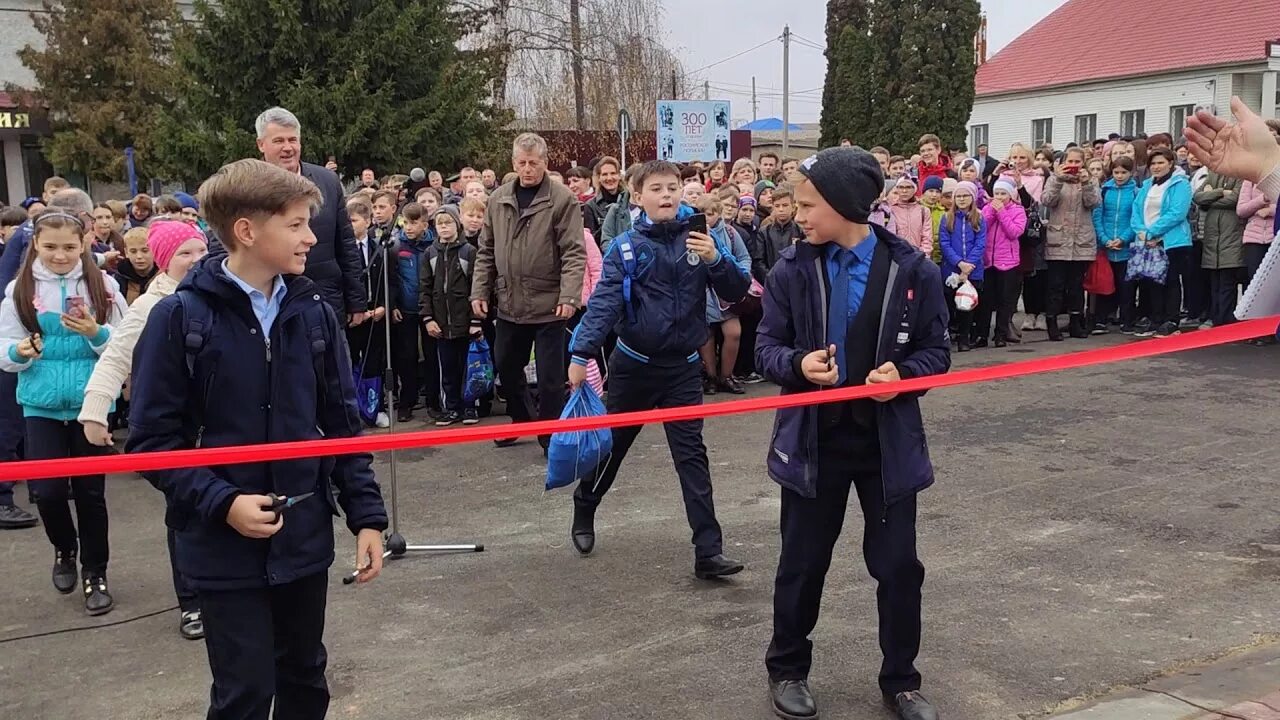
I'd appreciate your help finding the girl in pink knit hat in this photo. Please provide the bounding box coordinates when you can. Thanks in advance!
[79,218,207,639]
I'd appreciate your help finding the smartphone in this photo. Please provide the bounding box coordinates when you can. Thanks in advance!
[1063,166,1080,175]
[688,213,708,235]
[29,334,43,354]
[63,295,86,317]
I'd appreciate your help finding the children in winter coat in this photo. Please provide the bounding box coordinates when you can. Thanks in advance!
[696,195,753,395]
[420,206,482,426]
[887,175,933,255]
[1237,179,1276,283]
[938,181,987,351]
[0,211,128,615]
[977,179,1027,347]
[732,196,768,282]
[920,177,947,263]
[112,227,159,305]
[760,185,806,272]
[1091,157,1140,331]
[390,201,434,422]
[79,219,208,636]
[956,158,988,208]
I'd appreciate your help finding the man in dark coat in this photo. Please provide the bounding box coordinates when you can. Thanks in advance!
[255,107,368,326]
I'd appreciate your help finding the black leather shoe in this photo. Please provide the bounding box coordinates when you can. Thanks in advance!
[570,505,595,556]
[83,576,114,616]
[769,679,818,719]
[883,691,938,720]
[52,550,77,594]
[694,554,744,579]
[493,438,519,448]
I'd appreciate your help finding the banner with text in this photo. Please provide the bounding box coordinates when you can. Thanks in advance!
[656,100,731,163]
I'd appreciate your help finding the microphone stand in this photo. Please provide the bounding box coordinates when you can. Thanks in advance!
[344,225,484,585]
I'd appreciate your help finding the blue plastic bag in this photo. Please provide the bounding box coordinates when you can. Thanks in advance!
[546,384,613,491]
[353,370,382,424]
[463,338,495,403]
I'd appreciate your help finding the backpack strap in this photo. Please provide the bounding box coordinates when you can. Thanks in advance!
[304,303,330,412]
[615,231,638,323]
[175,290,215,447]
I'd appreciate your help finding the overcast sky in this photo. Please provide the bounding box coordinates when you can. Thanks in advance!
[659,0,1070,124]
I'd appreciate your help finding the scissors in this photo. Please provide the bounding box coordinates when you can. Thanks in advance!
[265,492,314,520]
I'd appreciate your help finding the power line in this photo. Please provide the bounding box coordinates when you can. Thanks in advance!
[681,36,781,78]
[791,32,825,50]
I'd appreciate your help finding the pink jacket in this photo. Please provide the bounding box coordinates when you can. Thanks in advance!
[1237,181,1275,245]
[581,230,604,302]
[981,200,1028,271]
[887,197,933,254]
[1000,168,1045,203]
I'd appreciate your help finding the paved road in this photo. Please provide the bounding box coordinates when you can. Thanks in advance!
[1,333,1278,720]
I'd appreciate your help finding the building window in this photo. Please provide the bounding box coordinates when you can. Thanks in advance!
[1074,114,1097,145]
[1031,118,1053,147]
[1120,109,1145,137]
[969,124,988,153]
[1169,104,1195,135]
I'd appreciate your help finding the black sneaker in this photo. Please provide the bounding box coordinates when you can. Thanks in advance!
[718,377,746,395]
[52,550,77,594]
[83,575,113,616]
[0,504,38,529]
[434,411,461,427]
[1155,321,1181,338]
[1120,324,1136,335]
[1091,323,1110,335]
[396,409,414,423]
[703,377,718,395]
[740,372,766,384]
[462,408,480,425]
[970,336,988,349]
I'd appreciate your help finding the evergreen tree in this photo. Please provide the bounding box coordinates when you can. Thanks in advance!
[820,0,979,154]
[150,0,507,182]
[17,0,182,181]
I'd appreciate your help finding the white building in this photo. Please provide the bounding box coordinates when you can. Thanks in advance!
[0,0,200,203]
[967,0,1280,155]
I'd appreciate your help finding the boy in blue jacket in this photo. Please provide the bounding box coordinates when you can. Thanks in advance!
[566,160,751,580]
[127,159,387,720]
[755,147,950,720]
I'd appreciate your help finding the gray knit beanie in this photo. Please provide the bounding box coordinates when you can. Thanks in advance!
[797,147,884,223]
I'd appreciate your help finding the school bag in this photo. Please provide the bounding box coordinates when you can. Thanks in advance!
[545,384,613,491]
[463,337,495,403]
[175,288,331,448]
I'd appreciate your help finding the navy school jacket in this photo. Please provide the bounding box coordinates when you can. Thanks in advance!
[755,225,951,505]
[126,257,387,590]
[570,204,751,364]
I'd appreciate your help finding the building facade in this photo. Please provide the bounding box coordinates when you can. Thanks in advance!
[968,0,1280,156]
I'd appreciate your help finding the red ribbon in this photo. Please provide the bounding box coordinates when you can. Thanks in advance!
[0,317,1272,482]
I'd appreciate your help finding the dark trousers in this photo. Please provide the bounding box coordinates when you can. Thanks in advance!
[0,371,25,506]
[1098,260,1137,327]
[573,354,723,558]
[1160,246,1196,324]
[26,417,109,575]
[766,439,923,695]
[945,279,983,342]
[347,319,388,379]
[168,528,198,612]
[1245,243,1270,286]
[198,572,329,720]
[436,336,473,414]
[389,316,424,412]
[1046,260,1089,316]
[1021,269,1048,315]
[494,318,567,447]
[1207,268,1241,325]
[735,308,762,376]
[974,268,1020,341]
[1185,242,1210,320]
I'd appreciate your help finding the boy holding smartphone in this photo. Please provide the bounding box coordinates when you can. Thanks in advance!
[566,160,751,580]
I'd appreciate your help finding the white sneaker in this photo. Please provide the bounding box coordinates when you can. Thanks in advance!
[1033,314,1048,331]
[375,412,390,429]
[1020,316,1037,331]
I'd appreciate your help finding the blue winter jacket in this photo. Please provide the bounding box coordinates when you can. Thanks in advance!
[1092,178,1139,262]
[570,205,751,365]
[938,210,988,282]
[394,230,432,315]
[126,257,388,591]
[755,226,951,505]
[1131,173,1193,251]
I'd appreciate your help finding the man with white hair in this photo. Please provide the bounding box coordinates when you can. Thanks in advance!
[255,107,367,324]
[472,132,585,451]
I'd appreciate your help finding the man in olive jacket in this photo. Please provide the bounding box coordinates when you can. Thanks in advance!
[472,132,586,449]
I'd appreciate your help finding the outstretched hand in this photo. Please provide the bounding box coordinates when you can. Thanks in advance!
[1184,96,1280,184]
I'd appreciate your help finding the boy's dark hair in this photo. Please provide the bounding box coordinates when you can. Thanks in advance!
[566,166,593,181]
[0,206,27,228]
[346,198,372,221]
[1110,156,1134,172]
[372,190,398,208]
[415,186,442,203]
[154,194,182,215]
[1147,147,1177,164]
[1147,132,1173,146]
[771,183,794,203]
[918,133,941,150]
[869,146,890,157]
[633,160,681,190]
[622,162,644,192]
[888,155,906,165]
[758,151,780,163]
[400,202,426,222]
[197,158,322,250]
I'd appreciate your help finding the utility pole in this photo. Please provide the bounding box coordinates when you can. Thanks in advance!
[569,0,585,129]
[671,69,678,99]
[751,76,758,122]
[781,25,791,155]
[704,80,710,100]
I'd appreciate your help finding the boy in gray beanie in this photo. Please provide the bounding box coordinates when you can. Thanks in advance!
[757,146,950,720]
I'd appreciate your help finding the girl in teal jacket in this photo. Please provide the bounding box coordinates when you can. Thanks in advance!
[1092,157,1141,330]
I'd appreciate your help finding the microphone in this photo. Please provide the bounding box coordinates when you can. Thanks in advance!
[409,167,426,183]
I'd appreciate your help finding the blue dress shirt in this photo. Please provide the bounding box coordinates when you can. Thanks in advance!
[222,259,287,335]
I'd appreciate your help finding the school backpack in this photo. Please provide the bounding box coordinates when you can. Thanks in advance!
[175,288,331,447]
